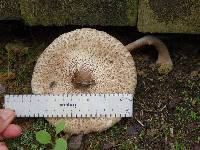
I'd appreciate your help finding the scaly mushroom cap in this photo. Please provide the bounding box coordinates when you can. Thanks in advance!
[31,28,137,136]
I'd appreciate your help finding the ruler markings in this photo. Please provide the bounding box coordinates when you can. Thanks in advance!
[4,94,133,118]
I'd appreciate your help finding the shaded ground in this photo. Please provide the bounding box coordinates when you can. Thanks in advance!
[0,22,200,149]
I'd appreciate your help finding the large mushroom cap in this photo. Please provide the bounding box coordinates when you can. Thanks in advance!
[31,28,137,135]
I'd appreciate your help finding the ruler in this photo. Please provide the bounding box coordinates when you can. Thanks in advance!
[4,94,133,118]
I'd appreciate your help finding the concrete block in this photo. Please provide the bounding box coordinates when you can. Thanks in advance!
[138,0,200,33]
[20,0,138,26]
[0,0,21,20]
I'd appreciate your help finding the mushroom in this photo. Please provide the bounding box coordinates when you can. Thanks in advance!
[31,28,172,138]
[31,28,137,136]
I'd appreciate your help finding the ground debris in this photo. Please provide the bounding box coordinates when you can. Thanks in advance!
[5,41,29,55]
[127,122,143,136]
[193,143,200,150]
[167,97,182,111]
[0,72,16,82]
[102,141,115,149]
[191,70,200,78]
[146,128,159,138]
[0,83,5,95]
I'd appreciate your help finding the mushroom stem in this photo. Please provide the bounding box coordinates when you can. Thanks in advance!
[126,35,173,65]
[72,69,95,88]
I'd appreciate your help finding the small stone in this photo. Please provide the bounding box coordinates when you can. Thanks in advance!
[102,141,115,150]
[68,133,83,150]
[167,101,176,110]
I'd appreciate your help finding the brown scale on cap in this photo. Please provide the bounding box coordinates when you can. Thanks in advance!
[71,69,95,89]
[31,28,172,138]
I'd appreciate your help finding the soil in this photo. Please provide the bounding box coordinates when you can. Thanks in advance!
[0,22,199,149]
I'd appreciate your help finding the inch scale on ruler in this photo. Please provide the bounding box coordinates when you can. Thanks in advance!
[4,94,133,118]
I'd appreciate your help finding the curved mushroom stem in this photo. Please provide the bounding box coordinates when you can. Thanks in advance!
[126,35,173,66]
[126,35,173,74]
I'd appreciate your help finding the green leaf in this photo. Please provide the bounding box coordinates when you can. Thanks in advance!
[35,130,51,144]
[54,138,67,150]
[55,120,65,135]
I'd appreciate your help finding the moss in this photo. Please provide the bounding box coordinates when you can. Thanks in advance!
[20,0,137,26]
[5,118,55,150]
[117,139,139,149]
[191,71,200,78]
[138,0,200,33]
[156,64,173,75]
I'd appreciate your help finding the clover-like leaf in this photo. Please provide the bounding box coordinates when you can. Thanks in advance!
[54,138,67,150]
[55,120,65,135]
[36,130,51,144]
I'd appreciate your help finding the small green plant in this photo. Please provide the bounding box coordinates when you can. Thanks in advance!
[175,141,185,150]
[196,97,200,105]
[35,120,67,150]
[117,140,139,150]
[190,111,199,121]
[139,130,145,140]
[36,130,51,144]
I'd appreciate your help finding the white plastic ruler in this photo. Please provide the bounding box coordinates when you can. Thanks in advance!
[4,94,133,118]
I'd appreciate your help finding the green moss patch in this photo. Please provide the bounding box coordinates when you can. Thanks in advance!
[138,0,200,33]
